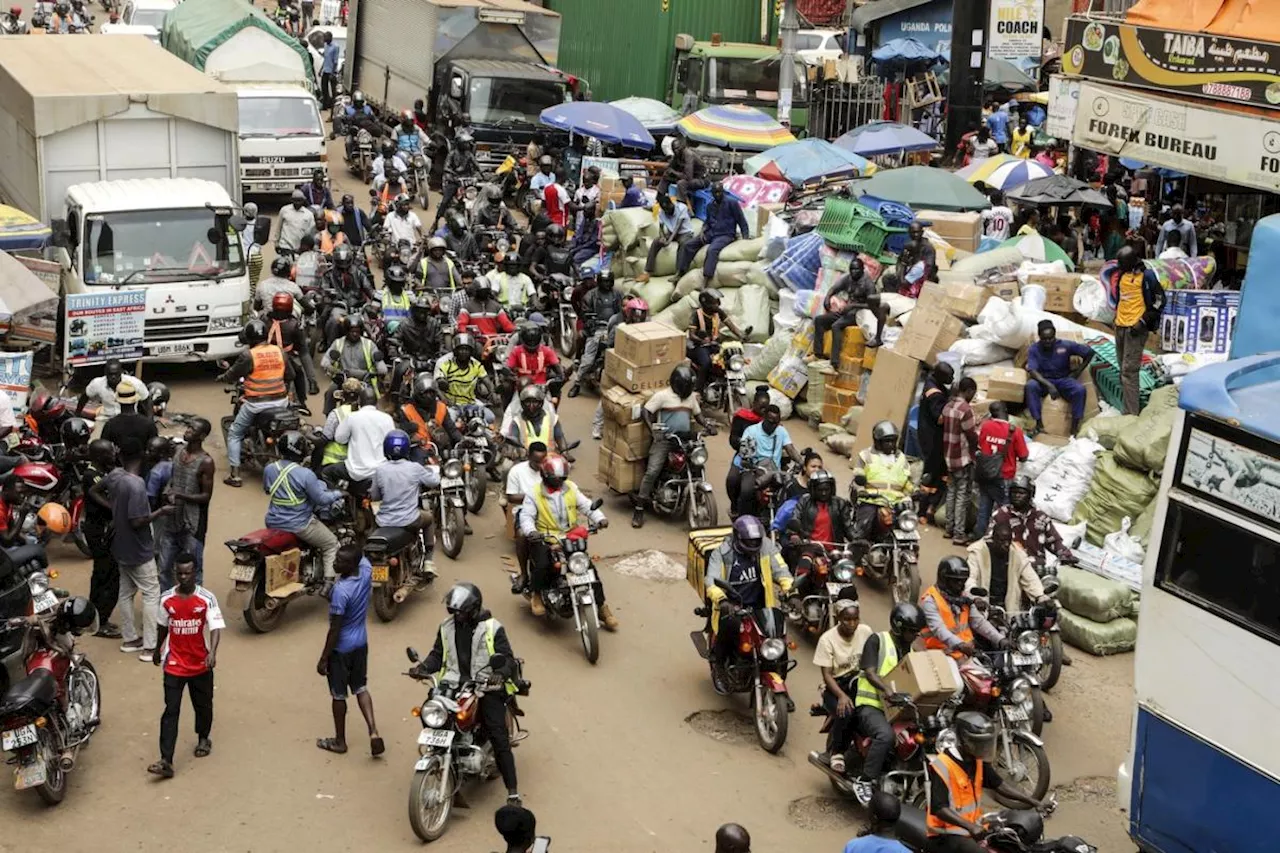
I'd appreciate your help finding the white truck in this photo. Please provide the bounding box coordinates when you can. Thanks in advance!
[161,0,328,196]
[0,36,250,364]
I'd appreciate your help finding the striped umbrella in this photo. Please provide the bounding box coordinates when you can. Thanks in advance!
[958,157,1054,191]
[676,104,796,152]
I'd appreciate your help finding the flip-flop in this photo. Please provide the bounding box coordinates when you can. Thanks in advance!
[371,736,385,757]
[316,738,348,754]
[147,760,174,779]
[194,739,212,758]
[223,475,243,488]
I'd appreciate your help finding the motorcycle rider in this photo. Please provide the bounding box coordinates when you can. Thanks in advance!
[504,441,548,591]
[487,252,535,311]
[263,431,345,591]
[397,376,461,459]
[418,236,461,293]
[436,130,480,227]
[813,257,886,360]
[276,189,316,258]
[414,582,523,804]
[338,193,373,249]
[586,296,648,437]
[372,140,409,193]
[434,334,495,424]
[530,154,556,198]
[991,475,1078,568]
[966,520,1047,616]
[687,288,748,392]
[456,277,516,343]
[503,385,568,456]
[341,90,376,159]
[315,378,361,474]
[392,110,424,158]
[380,263,413,327]
[728,404,802,517]
[442,211,480,263]
[850,420,914,539]
[318,210,348,254]
[783,470,855,597]
[2,6,30,32]
[925,711,1046,850]
[530,224,572,287]
[567,270,624,396]
[505,323,562,393]
[321,315,388,414]
[370,430,439,579]
[265,292,317,411]
[217,319,294,488]
[919,556,1006,661]
[703,515,792,671]
[633,364,719,528]
[517,455,614,627]
[472,184,518,236]
[301,168,335,210]
[383,194,424,247]
[390,295,444,368]
[254,255,305,312]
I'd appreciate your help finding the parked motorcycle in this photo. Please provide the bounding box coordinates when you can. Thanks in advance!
[365,518,434,624]
[521,505,606,663]
[691,578,794,753]
[403,648,529,842]
[13,439,92,558]
[218,372,302,474]
[1,544,55,695]
[850,478,921,606]
[701,338,751,418]
[647,428,719,530]
[785,541,857,637]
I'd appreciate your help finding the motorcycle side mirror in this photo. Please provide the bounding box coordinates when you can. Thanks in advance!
[253,217,272,247]
[969,586,989,599]
[565,439,581,452]
[853,474,868,487]
[405,646,420,663]
[488,652,510,673]
[589,498,603,512]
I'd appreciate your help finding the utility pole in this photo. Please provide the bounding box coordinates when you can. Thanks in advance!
[778,0,798,128]
[944,0,990,156]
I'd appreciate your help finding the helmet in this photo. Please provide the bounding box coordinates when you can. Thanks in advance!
[471,278,493,299]
[58,597,97,633]
[279,430,309,462]
[147,381,171,413]
[383,429,411,460]
[808,469,836,503]
[518,324,541,349]
[519,384,545,415]
[352,90,366,107]
[456,130,474,147]
[240,319,268,346]
[955,711,998,761]
[443,582,483,621]
[394,193,411,209]
[385,264,407,286]
[596,269,614,289]
[60,417,92,447]
[937,556,970,593]
[26,389,65,422]
[243,201,259,219]
[669,364,695,399]
[338,314,364,337]
[540,454,570,490]
[1010,474,1035,499]
[9,6,21,17]
[872,420,899,454]
[271,256,293,278]
[888,602,925,637]
[538,154,553,168]
[412,375,438,409]
[698,288,723,309]
[410,294,435,321]
[623,297,649,323]
[453,333,476,355]
[427,236,447,253]
[272,291,295,315]
[380,139,397,158]
[545,224,565,243]
[333,243,355,269]
[37,502,71,535]
[502,252,520,270]
[400,109,414,125]
[732,515,765,555]
[324,209,344,229]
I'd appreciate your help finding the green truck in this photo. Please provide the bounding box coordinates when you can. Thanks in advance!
[669,36,809,134]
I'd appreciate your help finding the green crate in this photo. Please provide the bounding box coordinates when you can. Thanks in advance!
[816,197,906,256]
[1091,362,1164,412]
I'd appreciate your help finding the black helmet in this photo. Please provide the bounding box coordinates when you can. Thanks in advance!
[271,256,292,278]
[410,294,434,321]
[443,581,483,622]
[669,363,695,399]
[937,555,970,594]
[333,243,355,268]
[351,90,365,108]
[58,596,97,633]
[871,420,899,453]
[596,269,614,289]
[411,375,438,410]
[279,430,308,461]
[502,252,520,270]
[698,288,723,309]
[60,417,93,447]
[888,602,925,637]
[545,224,565,243]
[385,264,407,286]
[380,139,396,158]
[808,469,836,503]
[518,323,541,349]
[147,381,171,412]
[955,711,998,761]
[240,319,268,346]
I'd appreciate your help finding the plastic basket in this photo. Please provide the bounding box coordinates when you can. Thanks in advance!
[817,196,905,256]
[1091,363,1164,412]
[1086,339,1156,373]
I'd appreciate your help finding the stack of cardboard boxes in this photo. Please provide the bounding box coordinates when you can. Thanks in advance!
[597,322,686,492]
[820,327,867,426]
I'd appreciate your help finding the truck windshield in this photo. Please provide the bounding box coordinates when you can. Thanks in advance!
[239,97,325,138]
[708,56,808,105]
[82,210,245,285]
[469,76,567,127]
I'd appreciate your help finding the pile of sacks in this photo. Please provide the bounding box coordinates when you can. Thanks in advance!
[1056,563,1140,656]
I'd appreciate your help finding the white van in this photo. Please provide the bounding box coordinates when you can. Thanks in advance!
[236,85,328,196]
[120,0,176,33]
[61,178,250,362]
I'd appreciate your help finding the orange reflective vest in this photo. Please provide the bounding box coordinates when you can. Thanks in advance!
[245,345,287,400]
[694,309,720,341]
[320,231,347,254]
[920,586,973,660]
[401,401,447,445]
[926,752,983,836]
[267,318,294,353]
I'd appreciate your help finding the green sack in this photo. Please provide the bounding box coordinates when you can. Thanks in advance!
[719,237,766,263]
[1079,414,1139,450]
[601,208,657,251]
[1057,565,1134,624]
[675,269,705,297]
[1071,452,1160,545]
[745,261,779,297]
[652,292,699,332]
[629,277,676,314]
[719,284,771,343]
[747,330,790,381]
[1129,498,1158,546]
[1114,386,1179,473]
[1059,608,1137,656]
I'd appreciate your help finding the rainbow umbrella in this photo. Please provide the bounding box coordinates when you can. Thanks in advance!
[959,158,1055,191]
[676,104,795,152]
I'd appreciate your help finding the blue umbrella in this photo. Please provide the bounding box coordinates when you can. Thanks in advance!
[539,101,654,150]
[742,138,875,185]
[1119,158,1188,179]
[833,121,939,157]
[871,37,944,65]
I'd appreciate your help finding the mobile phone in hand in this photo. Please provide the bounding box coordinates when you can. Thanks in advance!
[531,837,551,853]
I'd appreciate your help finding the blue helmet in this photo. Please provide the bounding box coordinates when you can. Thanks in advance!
[732,515,765,555]
[383,429,411,461]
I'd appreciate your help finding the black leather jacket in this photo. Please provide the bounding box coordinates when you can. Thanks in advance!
[784,495,855,542]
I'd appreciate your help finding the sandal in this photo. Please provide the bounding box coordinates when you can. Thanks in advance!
[371,736,385,757]
[223,475,243,488]
[316,738,348,754]
[194,738,212,758]
[147,760,175,779]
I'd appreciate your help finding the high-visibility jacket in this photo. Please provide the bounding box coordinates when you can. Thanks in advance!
[517,412,554,449]
[920,586,973,659]
[401,401,447,445]
[926,752,984,836]
[435,617,516,694]
[532,482,579,536]
[704,548,780,634]
[245,345,288,400]
[319,231,348,254]
[321,405,352,465]
[855,449,912,506]
[855,631,901,711]
[693,308,720,341]
[510,346,549,382]
[267,317,296,353]
[267,462,306,508]
[419,256,459,291]
[381,288,412,323]
[332,338,379,394]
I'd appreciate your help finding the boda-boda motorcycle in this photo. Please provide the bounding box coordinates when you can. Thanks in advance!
[219,369,303,473]
[645,427,719,530]
[785,541,857,637]
[984,577,1066,692]
[365,518,434,624]
[520,503,605,664]
[427,453,468,560]
[701,337,751,418]
[893,803,1092,853]
[850,475,922,606]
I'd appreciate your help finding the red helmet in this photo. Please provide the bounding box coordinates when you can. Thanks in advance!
[27,388,65,422]
[540,454,571,490]
[623,297,649,323]
[9,6,21,16]
[272,291,295,315]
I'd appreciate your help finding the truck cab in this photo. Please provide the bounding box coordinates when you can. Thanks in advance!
[235,85,328,196]
[55,178,250,362]
[669,35,810,134]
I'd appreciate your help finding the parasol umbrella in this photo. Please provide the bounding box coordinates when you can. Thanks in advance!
[677,104,795,152]
[539,101,654,150]
[851,166,991,212]
[1007,174,1112,208]
[608,97,681,133]
[961,158,1055,192]
[1119,157,1188,179]
[956,153,1019,182]
[983,58,1038,92]
[743,138,875,185]
[0,205,51,252]
[833,121,939,157]
[999,233,1075,270]
[871,37,944,66]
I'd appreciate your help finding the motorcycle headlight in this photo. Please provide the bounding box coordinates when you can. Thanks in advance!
[422,700,449,729]
[689,447,708,468]
[27,573,50,596]
[568,552,590,575]
[561,286,574,300]
[357,129,371,142]
[413,154,426,167]
[728,354,745,372]
[497,239,510,254]
[443,459,463,479]
[897,511,918,533]
[1009,678,1031,705]
[761,638,786,661]
[832,560,855,584]
[1017,630,1040,656]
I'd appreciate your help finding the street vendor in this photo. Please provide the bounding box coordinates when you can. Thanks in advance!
[812,258,885,363]
[1024,320,1094,437]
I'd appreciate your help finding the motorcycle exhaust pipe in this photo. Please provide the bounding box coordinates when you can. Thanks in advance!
[59,749,76,772]
[393,586,410,603]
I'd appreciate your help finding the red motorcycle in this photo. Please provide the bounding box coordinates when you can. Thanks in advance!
[13,423,94,557]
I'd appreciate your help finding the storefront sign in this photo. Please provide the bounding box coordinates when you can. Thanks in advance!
[877,0,953,60]
[0,352,33,414]
[1072,82,1280,194]
[1045,74,1081,139]
[64,290,145,367]
[987,0,1043,62]
[1063,17,1280,112]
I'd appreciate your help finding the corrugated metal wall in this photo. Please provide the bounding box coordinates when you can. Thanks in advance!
[546,0,779,103]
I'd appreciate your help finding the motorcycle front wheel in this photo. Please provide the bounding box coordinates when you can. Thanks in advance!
[753,687,789,754]
[688,487,719,530]
[407,756,453,842]
[1039,632,1064,691]
[557,320,578,359]
[464,472,486,514]
[576,600,599,665]
[440,505,465,559]
[891,554,921,606]
[69,518,92,558]
[243,569,287,633]
[991,733,1051,806]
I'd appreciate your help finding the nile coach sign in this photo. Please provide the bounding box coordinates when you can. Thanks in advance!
[988,0,1044,62]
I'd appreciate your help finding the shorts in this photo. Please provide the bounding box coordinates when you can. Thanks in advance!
[327,645,369,699]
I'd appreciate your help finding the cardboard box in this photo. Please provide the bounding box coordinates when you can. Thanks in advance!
[614,321,686,367]
[755,202,783,236]
[600,384,653,425]
[604,349,671,393]
[915,210,982,253]
[986,367,1028,403]
[1040,395,1074,437]
[985,279,1020,301]
[822,384,859,426]
[941,280,988,321]
[603,419,651,461]
[596,446,645,492]
[884,650,964,722]
[1026,273,1083,314]
[821,325,866,362]
[836,352,865,387]
[895,303,966,364]
[861,347,878,371]
[1160,291,1240,355]
[913,282,946,315]
[852,348,921,456]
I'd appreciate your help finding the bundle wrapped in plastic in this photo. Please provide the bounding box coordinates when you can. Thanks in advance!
[1071,452,1160,544]
[747,328,791,380]
[792,289,826,319]
[1097,255,1218,293]
[718,285,771,343]
[625,276,677,314]
[768,231,824,291]
[1033,435,1103,522]
[745,261,779,296]
[600,208,658,251]
[1072,275,1115,324]
[951,246,1025,280]
[949,338,1015,366]
[1113,386,1180,473]
[651,292,699,331]
[1060,608,1137,656]
[1058,565,1134,623]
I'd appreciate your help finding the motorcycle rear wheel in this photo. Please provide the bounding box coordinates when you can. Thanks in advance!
[1039,632,1063,691]
[243,570,287,633]
[753,688,789,754]
[34,727,66,805]
[373,579,400,623]
[576,601,599,665]
[407,756,453,842]
[440,506,465,559]
[464,472,486,514]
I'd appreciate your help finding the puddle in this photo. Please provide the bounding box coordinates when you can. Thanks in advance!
[786,794,861,830]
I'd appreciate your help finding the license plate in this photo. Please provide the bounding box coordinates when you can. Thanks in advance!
[441,478,463,489]
[372,565,389,583]
[893,530,920,541]
[1012,651,1041,667]
[1004,706,1029,722]
[417,729,454,748]
[2,725,37,751]
[826,582,844,596]
[31,590,57,614]
[229,563,257,582]
[566,571,596,586]
[149,342,194,356]
[14,761,45,790]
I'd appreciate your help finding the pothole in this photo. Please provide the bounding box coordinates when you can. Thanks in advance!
[1053,775,1118,807]
[787,795,861,830]
[684,709,756,745]
[609,550,687,583]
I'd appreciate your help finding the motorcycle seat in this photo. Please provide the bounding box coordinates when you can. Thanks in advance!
[895,804,930,850]
[3,544,47,570]
[230,528,301,555]
[366,526,416,554]
[0,669,57,718]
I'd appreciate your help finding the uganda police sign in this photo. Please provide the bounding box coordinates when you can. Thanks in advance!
[987,0,1044,62]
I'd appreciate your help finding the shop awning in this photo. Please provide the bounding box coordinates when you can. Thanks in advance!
[1126,0,1280,42]
[850,0,933,30]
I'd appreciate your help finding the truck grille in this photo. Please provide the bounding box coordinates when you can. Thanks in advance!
[275,167,303,178]
[145,316,210,340]
[244,168,271,178]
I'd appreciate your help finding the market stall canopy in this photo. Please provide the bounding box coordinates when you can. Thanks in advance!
[676,104,795,152]
[0,206,51,252]
[871,37,945,66]
[851,166,991,212]
[539,101,654,149]
[960,158,1055,191]
[608,97,680,132]
[743,138,875,185]
[1126,0,1280,41]
[1119,158,1188,179]
[999,233,1076,271]
[0,251,58,341]
[833,121,938,157]
[1007,174,1112,208]
[160,0,314,89]
[938,58,1037,92]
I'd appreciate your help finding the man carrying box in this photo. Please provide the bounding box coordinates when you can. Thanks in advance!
[1024,320,1095,436]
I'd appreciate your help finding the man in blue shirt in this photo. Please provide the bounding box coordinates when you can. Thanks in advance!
[320,31,341,110]
[728,405,803,516]
[263,431,345,587]
[986,103,1010,152]
[370,430,441,578]
[1024,320,1095,436]
[638,193,693,282]
[620,174,646,209]
[676,182,750,281]
[316,543,383,757]
[842,790,910,852]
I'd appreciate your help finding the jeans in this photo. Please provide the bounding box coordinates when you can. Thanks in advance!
[689,343,713,389]
[160,670,213,763]
[854,705,894,780]
[227,398,288,467]
[592,401,604,436]
[645,235,688,273]
[295,516,340,579]
[813,310,860,362]
[85,520,118,624]
[157,529,205,591]
[637,434,670,501]
[118,558,160,650]
[974,478,1009,539]
[577,331,606,381]
[1115,322,1147,416]
[821,687,856,760]
[945,464,975,541]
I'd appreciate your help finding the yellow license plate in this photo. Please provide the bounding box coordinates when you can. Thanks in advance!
[372,565,389,583]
